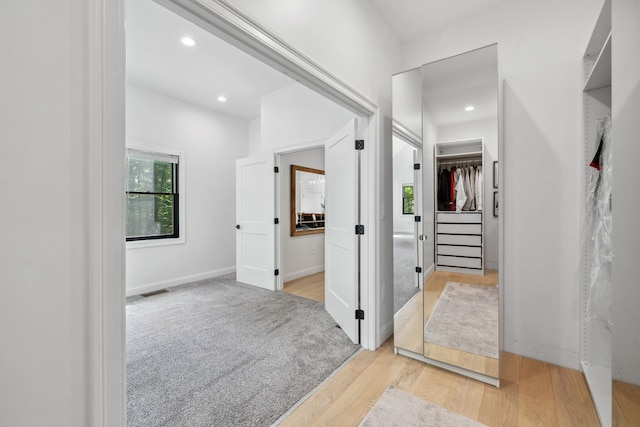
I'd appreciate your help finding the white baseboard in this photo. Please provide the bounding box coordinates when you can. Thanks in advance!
[282,265,324,283]
[378,319,393,347]
[485,260,498,270]
[126,266,236,297]
[504,336,581,370]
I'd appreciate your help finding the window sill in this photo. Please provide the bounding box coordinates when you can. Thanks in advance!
[126,236,186,250]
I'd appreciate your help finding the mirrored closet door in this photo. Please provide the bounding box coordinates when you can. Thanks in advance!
[393,45,502,386]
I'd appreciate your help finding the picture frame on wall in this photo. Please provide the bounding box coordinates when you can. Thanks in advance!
[493,191,499,217]
[493,161,498,188]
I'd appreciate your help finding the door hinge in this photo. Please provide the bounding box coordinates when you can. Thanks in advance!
[414,215,421,222]
[355,224,365,235]
[415,267,422,273]
[355,139,365,150]
[355,309,365,320]
[274,269,280,276]
[274,166,279,173]
[274,218,279,224]
[414,163,421,170]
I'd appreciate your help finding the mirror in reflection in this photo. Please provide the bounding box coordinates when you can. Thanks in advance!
[290,165,325,236]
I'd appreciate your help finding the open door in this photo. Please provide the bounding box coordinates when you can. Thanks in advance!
[236,154,275,290]
[325,119,360,344]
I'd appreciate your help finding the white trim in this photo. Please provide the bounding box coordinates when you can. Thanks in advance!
[282,265,325,283]
[126,267,235,297]
[88,0,126,425]
[125,140,187,248]
[154,0,376,117]
[392,119,422,148]
[273,139,325,154]
[99,0,381,422]
[395,347,500,387]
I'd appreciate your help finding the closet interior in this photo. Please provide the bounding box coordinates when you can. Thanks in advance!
[581,0,612,425]
[435,138,484,274]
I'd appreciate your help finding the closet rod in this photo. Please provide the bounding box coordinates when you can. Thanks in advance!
[438,159,481,167]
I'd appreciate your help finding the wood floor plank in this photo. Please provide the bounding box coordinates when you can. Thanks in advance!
[307,343,409,426]
[443,374,485,420]
[613,380,640,427]
[517,357,560,426]
[283,272,325,302]
[550,364,600,427]
[278,342,388,427]
[279,337,601,427]
[477,379,519,427]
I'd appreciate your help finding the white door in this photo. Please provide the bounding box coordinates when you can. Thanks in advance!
[236,154,275,290]
[325,119,360,344]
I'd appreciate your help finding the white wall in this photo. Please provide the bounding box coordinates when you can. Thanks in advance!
[280,149,325,282]
[438,118,498,269]
[228,0,402,346]
[249,117,261,157]
[0,2,92,425]
[126,84,249,295]
[392,137,416,233]
[401,0,604,369]
[260,83,355,152]
[612,0,640,385]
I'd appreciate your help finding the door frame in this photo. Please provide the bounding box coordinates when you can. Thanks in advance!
[91,0,381,424]
[274,140,326,292]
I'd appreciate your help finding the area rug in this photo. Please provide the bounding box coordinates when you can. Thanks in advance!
[423,282,498,358]
[359,386,487,427]
[127,274,360,427]
[394,233,420,313]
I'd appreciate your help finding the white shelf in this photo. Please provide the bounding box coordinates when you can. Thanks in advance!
[582,362,612,427]
[584,32,611,92]
[584,0,612,58]
[435,151,482,160]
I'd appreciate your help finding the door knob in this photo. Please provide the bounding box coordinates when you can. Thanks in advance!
[235,224,241,229]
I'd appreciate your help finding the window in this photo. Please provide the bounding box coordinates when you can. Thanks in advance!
[402,184,414,215]
[126,149,179,241]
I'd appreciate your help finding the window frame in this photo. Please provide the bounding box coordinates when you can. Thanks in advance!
[126,141,186,248]
[402,183,414,215]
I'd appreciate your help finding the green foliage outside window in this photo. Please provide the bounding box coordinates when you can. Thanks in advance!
[402,184,414,215]
[126,157,178,240]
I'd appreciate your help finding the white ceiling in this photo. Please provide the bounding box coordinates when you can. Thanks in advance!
[369,0,512,42]
[126,0,505,122]
[126,0,293,120]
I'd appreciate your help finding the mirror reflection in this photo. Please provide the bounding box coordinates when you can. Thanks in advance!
[290,165,325,236]
[393,45,501,383]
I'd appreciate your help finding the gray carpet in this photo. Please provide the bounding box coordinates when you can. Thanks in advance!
[394,233,419,313]
[359,386,487,427]
[127,274,360,427]
[424,282,499,359]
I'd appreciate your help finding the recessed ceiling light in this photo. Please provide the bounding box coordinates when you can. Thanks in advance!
[465,105,475,112]
[179,36,197,47]
[217,96,227,102]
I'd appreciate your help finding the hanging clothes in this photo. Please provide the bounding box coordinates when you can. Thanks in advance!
[455,167,467,212]
[475,165,483,211]
[437,168,451,211]
[469,166,477,211]
[449,167,456,211]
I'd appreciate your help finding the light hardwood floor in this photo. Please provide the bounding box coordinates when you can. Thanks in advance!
[279,338,602,426]
[283,272,325,303]
[394,270,500,377]
[279,271,614,426]
[613,380,640,427]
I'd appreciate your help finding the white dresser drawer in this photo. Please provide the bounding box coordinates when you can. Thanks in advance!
[436,212,482,223]
[438,245,482,258]
[437,255,482,269]
[437,223,482,235]
[437,234,482,246]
